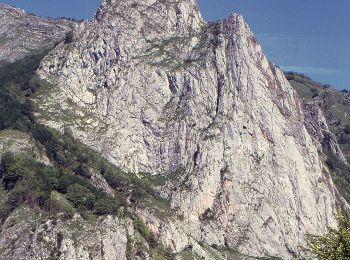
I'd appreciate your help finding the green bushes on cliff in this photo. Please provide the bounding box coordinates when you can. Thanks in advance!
[306,212,350,259]
[0,49,168,224]
[325,153,350,202]
[0,51,48,131]
[0,49,174,260]
[133,217,158,247]
[0,152,122,222]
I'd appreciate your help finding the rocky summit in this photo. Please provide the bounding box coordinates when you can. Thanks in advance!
[0,0,348,259]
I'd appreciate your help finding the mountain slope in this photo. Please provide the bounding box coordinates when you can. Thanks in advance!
[0,50,216,260]
[286,72,350,158]
[287,72,350,203]
[0,4,75,63]
[32,0,345,258]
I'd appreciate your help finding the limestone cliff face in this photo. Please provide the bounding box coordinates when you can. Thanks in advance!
[38,0,343,258]
[0,208,131,260]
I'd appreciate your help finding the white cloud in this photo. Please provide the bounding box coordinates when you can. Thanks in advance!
[280,66,336,75]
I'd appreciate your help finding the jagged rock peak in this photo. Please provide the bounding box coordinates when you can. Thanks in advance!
[94,0,204,35]
[37,1,345,257]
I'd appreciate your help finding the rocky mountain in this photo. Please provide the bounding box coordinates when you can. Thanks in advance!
[286,72,350,203]
[0,0,348,259]
[286,72,350,159]
[0,4,75,63]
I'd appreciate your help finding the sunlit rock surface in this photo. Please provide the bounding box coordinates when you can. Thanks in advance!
[33,0,345,258]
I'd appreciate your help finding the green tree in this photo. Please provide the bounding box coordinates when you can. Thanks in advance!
[1,152,29,190]
[94,197,119,216]
[66,184,95,210]
[306,212,350,259]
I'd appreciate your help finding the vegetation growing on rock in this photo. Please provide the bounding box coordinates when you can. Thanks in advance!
[286,71,350,203]
[305,212,350,259]
[0,0,349,258]
[0,48,176,259]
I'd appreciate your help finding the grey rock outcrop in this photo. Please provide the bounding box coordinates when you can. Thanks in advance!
[0,4,75,62]
[0,207,132,260]
[0,129,50,164]
[303,100,347,162]
[35,0,345,258]
[0,205,242,259]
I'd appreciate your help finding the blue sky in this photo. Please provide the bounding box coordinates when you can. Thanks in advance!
[1,0,349,89]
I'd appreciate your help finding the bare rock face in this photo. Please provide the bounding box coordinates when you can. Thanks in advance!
[303,101,347,162]
[0,207,132,260]
[37,0,344,258]
[0,4,75,63]
[0,129,50,164]
[0,206,236,260]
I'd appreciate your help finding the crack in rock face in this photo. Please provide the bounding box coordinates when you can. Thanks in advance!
[36,0,345,258]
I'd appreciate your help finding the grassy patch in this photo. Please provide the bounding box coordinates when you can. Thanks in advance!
[0,35,10,46]
[0,129,29,140]
[289,81,316,99]
[132,24,209,72]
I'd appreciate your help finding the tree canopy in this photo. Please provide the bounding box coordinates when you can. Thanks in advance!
[306,212,350,260]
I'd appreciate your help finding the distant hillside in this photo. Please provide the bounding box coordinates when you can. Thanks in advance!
[286,71,350,201]
[0,4,75,62]
[286,72,350,152]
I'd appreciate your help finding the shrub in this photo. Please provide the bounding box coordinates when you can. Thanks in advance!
[57,232,64,248]
[305,212,350,259]
[133,218,158,248]
[19,80,39,96]
[1,152,26,190]
[0,153,123,222]
[325,153,346,172]
[0,203,12,222]
[74,164,91,178]
[311,88,319,98]
[94,197,119,216]
[66,184,95,211]
[199,208,215,221]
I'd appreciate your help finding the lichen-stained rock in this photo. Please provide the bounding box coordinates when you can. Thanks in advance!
[0,4,75,63]
[37,0,344,258]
